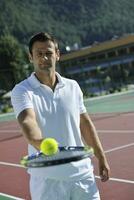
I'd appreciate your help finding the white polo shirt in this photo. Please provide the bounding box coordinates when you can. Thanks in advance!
[11,72,93,180]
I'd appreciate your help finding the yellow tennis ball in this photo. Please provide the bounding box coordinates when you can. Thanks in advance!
[40,138,59,156]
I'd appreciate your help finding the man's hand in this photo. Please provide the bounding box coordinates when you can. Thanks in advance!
[80,113,110,182]
[99,158,110,182]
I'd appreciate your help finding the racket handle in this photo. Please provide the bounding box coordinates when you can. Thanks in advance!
[24,151,42,160]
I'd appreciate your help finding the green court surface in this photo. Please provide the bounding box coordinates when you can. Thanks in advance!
[0,196,15,200]
[0,193,24,200]
[0,112,15,122]
[84,90,134,114]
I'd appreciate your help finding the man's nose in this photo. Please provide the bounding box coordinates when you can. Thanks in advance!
[43,56,48,60]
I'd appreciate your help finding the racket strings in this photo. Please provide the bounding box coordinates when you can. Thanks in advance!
[21,147,94,167]
[29,151,86,162]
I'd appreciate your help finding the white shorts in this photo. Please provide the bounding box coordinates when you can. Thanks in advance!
[30,173,100,200]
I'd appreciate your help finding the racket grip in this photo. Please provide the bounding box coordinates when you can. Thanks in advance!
[24,151,42,160]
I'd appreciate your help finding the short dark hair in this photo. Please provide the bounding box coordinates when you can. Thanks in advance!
[29,32,58,54]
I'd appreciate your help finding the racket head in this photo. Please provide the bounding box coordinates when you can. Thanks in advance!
[20,146,94,168]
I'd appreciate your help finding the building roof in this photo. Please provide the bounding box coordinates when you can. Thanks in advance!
[60,34,134,61]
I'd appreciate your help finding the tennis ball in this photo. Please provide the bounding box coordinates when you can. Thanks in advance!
[40,138,59,156]
[85,146,94,155]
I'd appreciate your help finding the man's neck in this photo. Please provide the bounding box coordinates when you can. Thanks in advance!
[35,71,58,91]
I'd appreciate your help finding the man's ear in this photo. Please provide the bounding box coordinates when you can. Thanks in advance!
[29,53,33,63]
[56,49,60,61]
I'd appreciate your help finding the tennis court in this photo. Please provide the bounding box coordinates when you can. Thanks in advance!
[0,90,134,200]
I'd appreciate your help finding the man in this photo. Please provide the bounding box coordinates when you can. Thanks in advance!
[11,32,110,200]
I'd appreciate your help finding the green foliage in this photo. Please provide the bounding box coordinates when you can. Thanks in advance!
[0,0,134,93]
[0,0,134,49]
[0,34,27,91]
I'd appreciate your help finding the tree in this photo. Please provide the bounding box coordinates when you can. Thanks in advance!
[0,34,27,91]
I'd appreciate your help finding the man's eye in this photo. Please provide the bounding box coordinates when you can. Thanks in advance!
[37,52,43,57]
[46,52,53,56]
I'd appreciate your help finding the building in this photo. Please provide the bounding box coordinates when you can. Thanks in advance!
[59,34,134,95]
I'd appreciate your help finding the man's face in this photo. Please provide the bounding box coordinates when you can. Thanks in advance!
[29,40,60,74]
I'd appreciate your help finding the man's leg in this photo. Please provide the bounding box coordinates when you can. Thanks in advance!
[71,174,100,200]
[30,176,71,200]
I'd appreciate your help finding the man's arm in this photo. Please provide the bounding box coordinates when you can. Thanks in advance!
[80,112,110,182]
[17,108,43,150]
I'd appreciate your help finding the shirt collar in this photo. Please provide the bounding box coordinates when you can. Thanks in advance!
[55,72,65,88]
[28,72,65,89]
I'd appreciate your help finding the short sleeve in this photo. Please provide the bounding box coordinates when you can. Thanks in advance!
[76,82,87,114]
[11,85,33,118]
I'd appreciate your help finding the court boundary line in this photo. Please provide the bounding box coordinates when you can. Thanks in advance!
[0,161,24,168]
[0,129,134,133]
[0,130,21,133]
[95,176,134,184]
[0,192,25,200]
[104,142,134,153]
[98,130,134,133]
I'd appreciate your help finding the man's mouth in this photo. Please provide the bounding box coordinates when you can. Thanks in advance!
[40,63,50,67]
[39,63,52,69]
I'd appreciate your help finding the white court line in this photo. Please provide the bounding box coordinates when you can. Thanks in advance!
[104,142,134,153]
[0,129,134,133]
[95,176,134,184]
[92,113,134,116]
[0,192,25,200]
[0,130,21,133]
[98,130,134,133]
[0,161,23,168]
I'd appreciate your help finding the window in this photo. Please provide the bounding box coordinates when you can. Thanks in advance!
[118,48,127,56]
[129,46,134,53]
[97,53,106,60]
[107,51,116,58]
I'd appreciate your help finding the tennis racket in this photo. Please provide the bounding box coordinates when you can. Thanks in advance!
[20,146,94,168]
